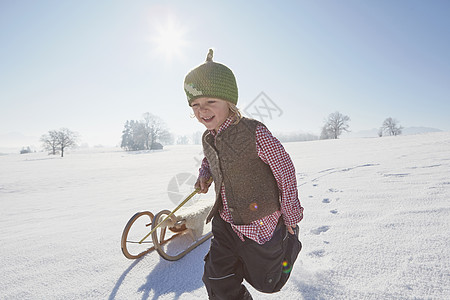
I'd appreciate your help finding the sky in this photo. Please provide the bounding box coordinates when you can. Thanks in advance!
[1,0,450,147]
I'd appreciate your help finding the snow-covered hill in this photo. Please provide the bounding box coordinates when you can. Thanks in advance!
[1,132,449,299]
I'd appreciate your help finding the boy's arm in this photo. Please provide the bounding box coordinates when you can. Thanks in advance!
[255,125,304,226]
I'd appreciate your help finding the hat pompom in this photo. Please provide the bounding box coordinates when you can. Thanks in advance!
[206,49,213,62]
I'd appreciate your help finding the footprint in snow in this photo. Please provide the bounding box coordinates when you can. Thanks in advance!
[308,249,326,258]
[311,226,330,235]
[330,209,338,214]
[322,198,330,203]
[383,173,410,177]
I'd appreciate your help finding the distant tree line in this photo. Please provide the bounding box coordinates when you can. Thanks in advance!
[40,128,79,157]
[176,131,204,145]
[121,113,172,151]
[319,112,402,140]
[276,132,318,143]
[33,113,403,157]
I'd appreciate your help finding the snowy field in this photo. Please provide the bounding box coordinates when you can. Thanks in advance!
[1,132,449,299]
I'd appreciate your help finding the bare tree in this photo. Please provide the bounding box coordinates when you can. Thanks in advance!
[41,128,78,157]
[57,128,78,157]
[40,130,59,155]
[380,117,402,136]
[158,130,173,145]
[142,113,153,150]
[121,113,171,151]
[320,111,351,139]
[142,112,170,149]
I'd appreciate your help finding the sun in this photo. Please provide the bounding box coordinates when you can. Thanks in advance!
[151,16,188,61]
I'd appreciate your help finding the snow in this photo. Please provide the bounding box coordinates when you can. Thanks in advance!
[1,132,449,299]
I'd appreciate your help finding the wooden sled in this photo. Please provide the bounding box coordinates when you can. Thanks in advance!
[121,200,213,261]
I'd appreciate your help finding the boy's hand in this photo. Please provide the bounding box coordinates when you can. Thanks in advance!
[195,177,211,194]
[286,225,297,235]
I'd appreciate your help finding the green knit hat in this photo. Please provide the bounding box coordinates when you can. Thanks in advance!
[184,49,238,106]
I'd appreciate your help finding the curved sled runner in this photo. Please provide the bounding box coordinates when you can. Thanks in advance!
[121,201,213,261]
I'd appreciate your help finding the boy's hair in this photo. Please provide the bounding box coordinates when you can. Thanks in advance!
[228,102,243,125]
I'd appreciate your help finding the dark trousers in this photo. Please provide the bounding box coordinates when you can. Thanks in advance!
[202,215,301,300]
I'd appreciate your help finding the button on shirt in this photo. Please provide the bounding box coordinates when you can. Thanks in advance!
[199,117,303,244]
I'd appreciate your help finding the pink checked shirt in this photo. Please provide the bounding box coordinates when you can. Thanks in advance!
[199,117,304,244]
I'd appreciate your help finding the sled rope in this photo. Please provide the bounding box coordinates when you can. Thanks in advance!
[139,177,213,244]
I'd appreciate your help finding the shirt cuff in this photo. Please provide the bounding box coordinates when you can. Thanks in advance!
[282,204,304,226]
[198,157,212,179]
[199,168,211,179]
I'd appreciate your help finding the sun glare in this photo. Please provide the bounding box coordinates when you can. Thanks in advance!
[152,16,188,61]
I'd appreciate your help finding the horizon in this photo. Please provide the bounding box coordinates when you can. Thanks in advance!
[0,126,444,153]
[1,0,450,148]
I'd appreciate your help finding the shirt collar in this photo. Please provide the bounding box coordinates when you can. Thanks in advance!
[210,117,234,137]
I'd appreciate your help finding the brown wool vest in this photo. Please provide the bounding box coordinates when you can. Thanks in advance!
[203,117,280,225]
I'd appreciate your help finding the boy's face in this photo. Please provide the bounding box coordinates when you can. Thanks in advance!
[191,97,230,131]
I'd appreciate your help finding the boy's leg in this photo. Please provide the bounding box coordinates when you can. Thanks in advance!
[203,215,252,300]
[238,222,289,293]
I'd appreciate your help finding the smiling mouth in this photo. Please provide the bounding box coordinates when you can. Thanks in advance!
[202,116,215,122]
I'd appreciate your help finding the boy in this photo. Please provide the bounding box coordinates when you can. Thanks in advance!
[184,49,303,299]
